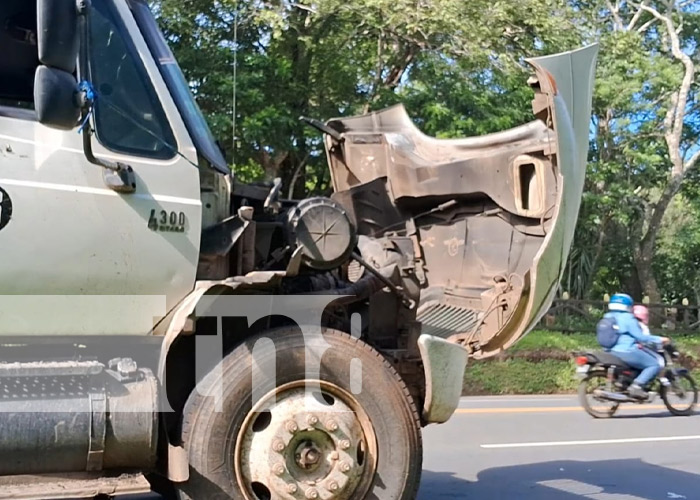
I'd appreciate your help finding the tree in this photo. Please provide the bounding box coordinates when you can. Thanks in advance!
[655,196,700,302]
[566,0,699,302]
[156,0,582,197]
[629,1,698,303]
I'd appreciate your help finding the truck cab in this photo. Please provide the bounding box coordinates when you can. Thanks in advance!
[0,0,216,335]
[0,1,597,499]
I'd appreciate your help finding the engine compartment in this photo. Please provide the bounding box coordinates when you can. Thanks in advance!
[200,96,557,361]
[195,43,598,366]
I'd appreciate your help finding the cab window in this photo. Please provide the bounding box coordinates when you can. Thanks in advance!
[0,1,38,114]
[89,0,176,159]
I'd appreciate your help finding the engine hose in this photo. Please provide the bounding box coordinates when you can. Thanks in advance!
[350,253,416,309]
[288,272,385,305]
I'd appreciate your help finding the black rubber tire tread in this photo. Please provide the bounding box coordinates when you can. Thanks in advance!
[661,373,698,416]
[578,371,619,419]
[174,326,422,500]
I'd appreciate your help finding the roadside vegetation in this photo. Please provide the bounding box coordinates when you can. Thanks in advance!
[463,330,700,395]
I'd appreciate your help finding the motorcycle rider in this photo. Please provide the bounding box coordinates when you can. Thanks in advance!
[606,293,669,399]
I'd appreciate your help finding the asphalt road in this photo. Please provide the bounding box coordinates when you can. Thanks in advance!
[418,395,700,499]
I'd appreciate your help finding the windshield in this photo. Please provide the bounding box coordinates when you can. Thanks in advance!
[128,0,229,174]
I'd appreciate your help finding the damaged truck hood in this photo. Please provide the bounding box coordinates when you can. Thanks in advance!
[324,45,598,358]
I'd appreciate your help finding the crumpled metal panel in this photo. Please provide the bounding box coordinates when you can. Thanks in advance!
[325,45,598,357]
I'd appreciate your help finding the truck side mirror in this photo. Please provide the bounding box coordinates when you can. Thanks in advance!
[34,0,81,130]
[33,0,135,193]
[37,0,80,73]
[34,66,81,130]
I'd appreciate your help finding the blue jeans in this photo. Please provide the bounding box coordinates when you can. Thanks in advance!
[613,346,661,386]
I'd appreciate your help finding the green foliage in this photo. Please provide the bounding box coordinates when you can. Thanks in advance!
[465,330,700,395]
[155,0,582,196]
[510,330,599,352]
[655,198,700,302]
[562,1,700,302]
[464,359,579,395]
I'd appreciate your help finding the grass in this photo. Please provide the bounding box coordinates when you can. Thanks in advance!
[462,329,700,396]
[508,330,598,353]
[464,358,578,395]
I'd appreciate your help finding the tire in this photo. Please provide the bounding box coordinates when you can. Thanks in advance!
[174,326,422,500]
[578,371,619,419]
[661,372,698,416]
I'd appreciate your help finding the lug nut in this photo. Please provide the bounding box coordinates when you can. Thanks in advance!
[339,439,350,450]
[272,439,285,452]
[287,483,299,494]
[326,419,338,431]
[328,480,339,491]
[306,414,318,426]
[305,488,318,499]
[339,461,351,473]
[273,463,285,476]
[286,420,299,433]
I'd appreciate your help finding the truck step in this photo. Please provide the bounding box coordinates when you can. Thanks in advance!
[0,473,152,499]
[0,360,103,377]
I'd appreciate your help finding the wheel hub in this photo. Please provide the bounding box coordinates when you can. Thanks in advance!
[296,442,322,470]
[235,382,377,500]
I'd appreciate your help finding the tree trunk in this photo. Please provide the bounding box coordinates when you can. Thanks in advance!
[624,264,643,302]
[633,245,661,303]
[632,173,683,306]
[583,216,611,299]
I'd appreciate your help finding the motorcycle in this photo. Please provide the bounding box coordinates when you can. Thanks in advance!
[575,342,698,418]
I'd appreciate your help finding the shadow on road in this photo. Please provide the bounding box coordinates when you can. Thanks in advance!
[419,459,699,499]
[614,410,698,419]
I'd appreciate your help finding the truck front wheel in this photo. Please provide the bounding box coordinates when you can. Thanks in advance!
[175,326,422,500]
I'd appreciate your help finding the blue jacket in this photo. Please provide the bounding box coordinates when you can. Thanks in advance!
[605,311,663,352]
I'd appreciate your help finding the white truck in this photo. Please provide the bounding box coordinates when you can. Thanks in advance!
[0,0,597,498]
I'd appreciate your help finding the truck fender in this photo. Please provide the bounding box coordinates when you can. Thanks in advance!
[154,273,283,482]
[155,272,285,379]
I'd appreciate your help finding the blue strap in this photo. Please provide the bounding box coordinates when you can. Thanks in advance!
[78,80,96,102]
[77,80,97,134]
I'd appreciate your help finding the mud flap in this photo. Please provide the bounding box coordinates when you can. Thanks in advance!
[417,334,469,423]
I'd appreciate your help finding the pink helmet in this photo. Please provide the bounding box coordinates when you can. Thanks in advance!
[633,304,649,325]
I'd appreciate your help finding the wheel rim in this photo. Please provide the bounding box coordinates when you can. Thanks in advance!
[665,375,696,413]
[235,380,378,500]
[584,374,619,415]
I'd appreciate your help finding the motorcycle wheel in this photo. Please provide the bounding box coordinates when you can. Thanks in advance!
[661,372,698,416]
[578,371,620,418]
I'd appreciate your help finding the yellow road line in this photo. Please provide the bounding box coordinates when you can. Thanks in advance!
[455,405,668,414]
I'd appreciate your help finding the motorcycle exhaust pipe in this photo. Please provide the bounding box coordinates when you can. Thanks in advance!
[592,389,634,403]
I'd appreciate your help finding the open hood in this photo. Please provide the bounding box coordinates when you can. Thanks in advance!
[323,45,598,358]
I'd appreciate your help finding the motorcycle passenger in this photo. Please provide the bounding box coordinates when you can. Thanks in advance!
[632,304,650,335]
[633,304,666,370]
[605,294,669,399]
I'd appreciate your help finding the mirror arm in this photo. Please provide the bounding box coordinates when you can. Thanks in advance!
[75,0,136,194]
[81,126,137,194]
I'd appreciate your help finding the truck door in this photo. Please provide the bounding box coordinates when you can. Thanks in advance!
[0,0,201,335]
